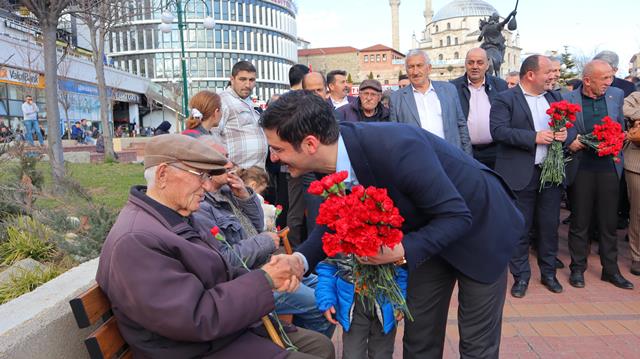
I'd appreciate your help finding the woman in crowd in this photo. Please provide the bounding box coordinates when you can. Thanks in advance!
[182,90,223,138]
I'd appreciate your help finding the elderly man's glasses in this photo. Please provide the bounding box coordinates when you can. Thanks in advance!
[168,163,213,182]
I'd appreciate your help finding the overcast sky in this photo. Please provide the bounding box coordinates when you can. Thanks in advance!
[296,0,640,76]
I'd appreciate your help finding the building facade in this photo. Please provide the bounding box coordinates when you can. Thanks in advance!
[0,9,151,135]
[298,44,406,87]
[630,52,640,78]
[413,0,521,80]
[107,0,298,102]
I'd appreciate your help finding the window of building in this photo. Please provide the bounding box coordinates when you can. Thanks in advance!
[376,54,380,62]
[382,54,387,62]
[447,36,451,45]
[447,22,451,30]
[454,52,459,59]
[438,54,443,60]
[439,39,443,47]
[435,25,439,32]
[364,55,368,62]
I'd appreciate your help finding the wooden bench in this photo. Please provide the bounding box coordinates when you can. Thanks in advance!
[69,284,131,359]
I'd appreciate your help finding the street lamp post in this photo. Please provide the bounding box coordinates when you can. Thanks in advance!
[159,0,215,124]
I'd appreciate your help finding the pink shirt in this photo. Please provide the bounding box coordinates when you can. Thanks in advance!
[467,80,493,145]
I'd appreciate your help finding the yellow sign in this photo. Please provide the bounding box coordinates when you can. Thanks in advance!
[0,66,45,88]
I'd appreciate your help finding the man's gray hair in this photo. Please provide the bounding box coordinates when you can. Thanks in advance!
[144,165,158,187]
[507,71,520,77]
[548,56,561,64]
[405,49,430,65]
[593,50,619,69]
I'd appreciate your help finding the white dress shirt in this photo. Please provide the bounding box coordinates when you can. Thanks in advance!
[330,96,350,109]
[412,83,444,139]
[520,85,551,165]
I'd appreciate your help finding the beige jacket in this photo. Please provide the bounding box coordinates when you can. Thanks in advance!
[623,91,640,173]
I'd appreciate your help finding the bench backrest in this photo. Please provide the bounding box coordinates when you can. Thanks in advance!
[69,284,132,359]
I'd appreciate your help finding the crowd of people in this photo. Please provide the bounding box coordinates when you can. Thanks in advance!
[96,50,640,359]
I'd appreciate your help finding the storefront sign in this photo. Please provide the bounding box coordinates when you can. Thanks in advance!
[0,66,44,88]
[111,90,140,104]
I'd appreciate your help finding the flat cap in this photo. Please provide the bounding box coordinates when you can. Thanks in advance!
[144,134,227,174]
[359,79,382,92]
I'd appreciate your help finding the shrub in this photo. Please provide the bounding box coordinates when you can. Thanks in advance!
[0,265,63,304]
[0,216,57,265]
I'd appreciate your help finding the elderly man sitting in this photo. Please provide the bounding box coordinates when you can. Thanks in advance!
[192,136,334,338]
[96,134,334,359]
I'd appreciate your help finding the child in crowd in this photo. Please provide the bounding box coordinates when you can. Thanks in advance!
[316,257,407,359]
[238,166,277,231]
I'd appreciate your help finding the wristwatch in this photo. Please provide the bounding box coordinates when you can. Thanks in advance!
[393,256,407,266]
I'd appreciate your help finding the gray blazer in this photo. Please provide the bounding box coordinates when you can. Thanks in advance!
[389,81,472,154]
[563,86,625,183]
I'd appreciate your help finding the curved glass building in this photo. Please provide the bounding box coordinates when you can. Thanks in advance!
[107,0,297,101]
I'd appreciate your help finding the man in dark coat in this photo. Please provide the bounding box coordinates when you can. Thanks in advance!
[335,79,390,123]
[450,48,508,169]
[260,90,524,359]
[96,134,334,359]
[490,55,569,298]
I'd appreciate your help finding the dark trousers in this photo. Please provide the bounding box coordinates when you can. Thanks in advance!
[342,299,396,359]
[287,174,307,247]
[510,167,562,281]
[568,170,620,275]
[472,143,497,170]
[284,327,336,359]
[403,257,507,359]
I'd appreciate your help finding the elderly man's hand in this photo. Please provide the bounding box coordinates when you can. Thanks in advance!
[261,255,303,292]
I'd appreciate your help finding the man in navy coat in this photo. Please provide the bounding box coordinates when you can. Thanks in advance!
[260,90,524,359]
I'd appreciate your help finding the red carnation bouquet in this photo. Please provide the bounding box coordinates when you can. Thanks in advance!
[539,100,581,190]
[308,171,411,319]
[579,116,625,163]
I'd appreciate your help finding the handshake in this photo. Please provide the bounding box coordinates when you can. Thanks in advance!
[261,254,305,293]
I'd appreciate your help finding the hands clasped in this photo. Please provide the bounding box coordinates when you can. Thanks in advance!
[261,254,304,293]
[536,128,567,145]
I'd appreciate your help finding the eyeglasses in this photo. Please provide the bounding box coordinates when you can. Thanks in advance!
[168,163,213,182]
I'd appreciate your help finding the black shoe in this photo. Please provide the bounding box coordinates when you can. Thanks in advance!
[541,276,563,293]
[569,271,585,288]
[511,279,529,298]
[555,257,565,269]
[601,273,634,289]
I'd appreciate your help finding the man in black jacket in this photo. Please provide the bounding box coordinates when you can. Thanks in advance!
[450,48,507,169]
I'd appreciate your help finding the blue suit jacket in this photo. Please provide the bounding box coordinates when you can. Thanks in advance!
[563,86,625,184]
[490,86,565,191]
[389,81,472,154]
[298,122,524,284]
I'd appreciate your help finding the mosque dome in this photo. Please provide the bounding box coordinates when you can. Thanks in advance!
[432,0,498,22]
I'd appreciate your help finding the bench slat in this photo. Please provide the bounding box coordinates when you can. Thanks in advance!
[70,283,112,328]
[85,316,129,359]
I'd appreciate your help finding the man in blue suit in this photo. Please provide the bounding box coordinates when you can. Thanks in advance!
[563,59,633,290]
[490,55,569,298]
[389,49,472,155]
[260,90,524,358]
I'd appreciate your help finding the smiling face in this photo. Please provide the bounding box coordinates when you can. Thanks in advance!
[265,129,316,178]
[159,164,214,216]
[465,48,489,84]
[230,70,256,99]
